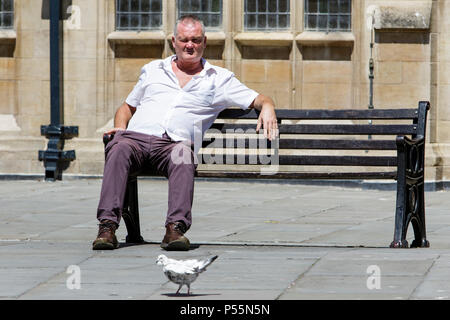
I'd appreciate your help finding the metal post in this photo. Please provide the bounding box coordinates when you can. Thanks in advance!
[38,0,78,181]
[368,14,375,143]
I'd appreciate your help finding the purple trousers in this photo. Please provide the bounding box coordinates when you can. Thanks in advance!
[97,130,196,230]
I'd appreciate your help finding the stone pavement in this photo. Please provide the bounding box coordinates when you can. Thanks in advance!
[0,177,449,300]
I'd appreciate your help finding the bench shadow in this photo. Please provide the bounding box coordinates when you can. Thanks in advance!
[118,241,201,250]
[161,293,221,298]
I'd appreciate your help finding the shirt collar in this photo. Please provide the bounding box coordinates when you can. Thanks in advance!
[161,55,215,77]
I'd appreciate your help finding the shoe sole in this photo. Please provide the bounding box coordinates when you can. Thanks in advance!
[160,238,190,251]
[92,238,119,250]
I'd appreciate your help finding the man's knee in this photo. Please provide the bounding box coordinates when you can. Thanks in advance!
[170,143,196,167]
[106,139,137,163]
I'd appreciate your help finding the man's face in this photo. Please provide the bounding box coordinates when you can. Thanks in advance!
[172,21,206,64]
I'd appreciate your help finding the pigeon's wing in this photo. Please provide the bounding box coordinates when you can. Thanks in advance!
[163,263,199,285]
[178,259,202,269]
[164,262,197,275]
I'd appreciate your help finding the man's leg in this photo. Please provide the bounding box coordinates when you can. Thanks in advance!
[151,137,196,250]
[166,142,196,229]
[94,131,148,249]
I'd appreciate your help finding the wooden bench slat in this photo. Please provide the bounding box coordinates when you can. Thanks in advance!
[202,138,397,150]
[280,155,398,166]
[209,123,416,135]
[196,170,397,180]
[217,108,419,120]
[198,155,397,166]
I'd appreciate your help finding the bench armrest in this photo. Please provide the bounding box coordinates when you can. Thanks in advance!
[396,135,425,147]
[103,133,114,146]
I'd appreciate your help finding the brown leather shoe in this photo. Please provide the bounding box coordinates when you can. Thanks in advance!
[92,220,119,250]
[160,222,190,251]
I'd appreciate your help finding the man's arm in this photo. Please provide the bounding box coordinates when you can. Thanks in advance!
[250,94,278,141]
[104,102,136,135]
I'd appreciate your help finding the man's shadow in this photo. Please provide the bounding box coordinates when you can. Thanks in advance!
[118,241,201,250]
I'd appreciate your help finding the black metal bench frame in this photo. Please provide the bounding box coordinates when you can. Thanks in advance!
[103,101,430,248]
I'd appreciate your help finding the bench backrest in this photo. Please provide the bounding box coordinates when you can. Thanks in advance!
[197,101,430,179]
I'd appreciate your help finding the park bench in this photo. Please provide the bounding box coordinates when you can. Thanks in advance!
[103,100,430,249]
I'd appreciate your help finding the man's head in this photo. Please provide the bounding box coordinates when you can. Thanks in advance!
[172,15,206,65]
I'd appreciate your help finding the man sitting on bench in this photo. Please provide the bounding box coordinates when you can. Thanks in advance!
[93,15,278,251]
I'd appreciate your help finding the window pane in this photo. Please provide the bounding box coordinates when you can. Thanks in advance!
[151,0,161,11]
[268,0,277,13]
[130,14,140,28]
[246,14,256,29]
[341,0,351,13]
[118,14,129,29]
[141,14,150,27]
[308,0,318,13]
[318,15,327,30]
[339,15,350,30]
[258,0,267,12]
[319,0,327,13]
[118,0,129,12]
[3,0,13,11]
[191,0,201,12]
[307,14,317,29]
[141,0,150,12]
[3,13,12,28]
[329,14,338,29]
[201,0,209,11]
[212,0,221,12]
[130,0,140,11]
[151,14,162,28]
[257,14,266,29]
[210,14,220,27]
[329,0,338,13]
[279,14,288,28]
[279,0,288,12]
[179,0,189,11]
[247,0,256,12]
[268,14,277,28]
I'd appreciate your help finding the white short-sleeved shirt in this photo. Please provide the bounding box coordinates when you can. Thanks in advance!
[125,55,259,148]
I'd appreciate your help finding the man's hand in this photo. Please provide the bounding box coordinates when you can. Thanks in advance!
[104,127,125,136]
[252,94,279,141]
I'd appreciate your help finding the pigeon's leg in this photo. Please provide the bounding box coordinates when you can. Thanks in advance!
[176,284,183,295]
[187,284,191,295]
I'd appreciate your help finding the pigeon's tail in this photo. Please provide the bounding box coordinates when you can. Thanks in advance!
[197,255,219,272]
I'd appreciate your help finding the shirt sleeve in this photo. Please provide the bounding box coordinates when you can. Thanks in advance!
[221,73,259,110]
[125,66,147,108]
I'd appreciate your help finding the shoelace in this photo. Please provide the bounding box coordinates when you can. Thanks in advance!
[173,222,186,234]
[98,222,116,234]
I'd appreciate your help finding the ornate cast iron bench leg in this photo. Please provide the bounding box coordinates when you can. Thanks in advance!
[122,176,144,244]
[408,139,429,248]
[390,136,429,248]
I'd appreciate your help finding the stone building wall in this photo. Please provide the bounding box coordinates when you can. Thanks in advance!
[0,0,449,183]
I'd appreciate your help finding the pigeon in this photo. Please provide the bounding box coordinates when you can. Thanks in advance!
[156,254,218,295]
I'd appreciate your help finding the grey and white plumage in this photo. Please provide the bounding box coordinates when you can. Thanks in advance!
[156,254,218,295]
